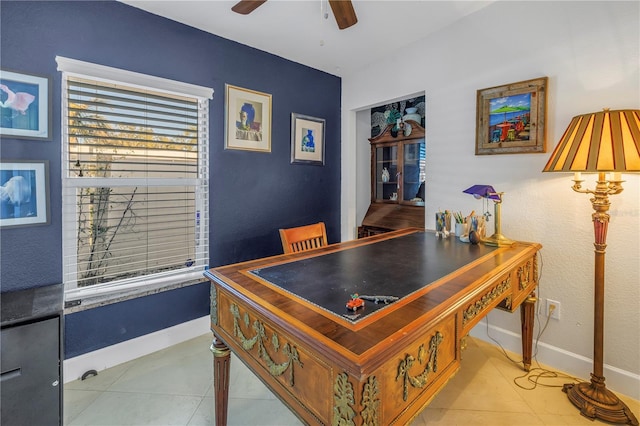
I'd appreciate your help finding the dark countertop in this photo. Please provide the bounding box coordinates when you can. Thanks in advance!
[1,283,64,327]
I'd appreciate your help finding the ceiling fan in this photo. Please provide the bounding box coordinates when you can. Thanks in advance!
[231,0,358,30]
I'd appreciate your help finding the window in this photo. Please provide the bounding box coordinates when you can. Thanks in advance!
[57,57,213,303]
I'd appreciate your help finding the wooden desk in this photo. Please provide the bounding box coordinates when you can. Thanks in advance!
[204,229,541,425]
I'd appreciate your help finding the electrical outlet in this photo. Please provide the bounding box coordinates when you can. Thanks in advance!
[546,299,561,320]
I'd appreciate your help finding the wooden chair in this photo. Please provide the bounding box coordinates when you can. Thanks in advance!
[279,222,328,254]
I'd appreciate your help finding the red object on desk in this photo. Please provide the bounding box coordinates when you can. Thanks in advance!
[346,295,365,311]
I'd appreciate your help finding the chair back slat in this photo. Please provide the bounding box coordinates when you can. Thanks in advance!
[279,222,328,254]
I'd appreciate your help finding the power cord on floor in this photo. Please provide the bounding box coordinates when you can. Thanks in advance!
[481,251,583,391]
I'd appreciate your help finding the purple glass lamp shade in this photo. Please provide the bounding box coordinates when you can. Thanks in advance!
[462,184,513,247]
[462,185,501,201]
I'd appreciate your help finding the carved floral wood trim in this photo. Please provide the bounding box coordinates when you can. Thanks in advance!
[462,276,512,326]
[230,303,303,386]
[333,372,356,426]
[396,331,444,401]
[210,285,218,326]
[503,294,513,309]
[518,259,532,291]
[360,376,380,426]
[331,373,381,426]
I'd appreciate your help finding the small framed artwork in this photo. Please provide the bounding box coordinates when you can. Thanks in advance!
[0,160,50,228]
[290,113,325,165]
[0,69,52,140]
[475,77,547,155]
[225,84,272,152]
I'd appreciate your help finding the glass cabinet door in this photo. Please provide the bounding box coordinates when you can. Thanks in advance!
[363,120,426,237]
[402,139,425,204]
[375,145,398,202]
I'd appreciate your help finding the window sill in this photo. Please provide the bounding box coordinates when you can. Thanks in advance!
[63,278,207,314]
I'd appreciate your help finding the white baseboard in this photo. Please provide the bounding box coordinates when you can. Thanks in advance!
[64,315,638,402]
[63,315,211,384]
[470,322,640,401]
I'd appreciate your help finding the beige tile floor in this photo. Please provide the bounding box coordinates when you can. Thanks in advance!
[64,334,639,425]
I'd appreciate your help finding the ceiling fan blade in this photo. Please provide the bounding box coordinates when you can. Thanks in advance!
[231,0,267,15]
[328,0,358,30]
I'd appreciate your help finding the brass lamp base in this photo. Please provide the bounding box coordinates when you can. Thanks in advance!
[563,377,639,425]
[482,233,515,247]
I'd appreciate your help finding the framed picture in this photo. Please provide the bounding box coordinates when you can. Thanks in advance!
[0,69,52,140]
[475,77,547,155]
[225,84,272,152]
[290,113,325,165]
[0,160,50,228]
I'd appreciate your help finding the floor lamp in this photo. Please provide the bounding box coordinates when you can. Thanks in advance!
[542,109,639,425]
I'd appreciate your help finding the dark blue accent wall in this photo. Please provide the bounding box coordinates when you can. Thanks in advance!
[0,1,341,358]
[64,283,210,357]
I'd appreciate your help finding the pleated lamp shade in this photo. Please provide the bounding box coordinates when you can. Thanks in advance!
[542,109,640,173]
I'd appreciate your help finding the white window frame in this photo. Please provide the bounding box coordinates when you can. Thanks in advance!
[57,56,213,305]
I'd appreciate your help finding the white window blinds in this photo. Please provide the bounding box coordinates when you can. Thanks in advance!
[58,57,212,300]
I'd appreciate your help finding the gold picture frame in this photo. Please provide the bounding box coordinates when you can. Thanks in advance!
[225,84,272,152]
[290,113,325,165]
[475,77,548,155]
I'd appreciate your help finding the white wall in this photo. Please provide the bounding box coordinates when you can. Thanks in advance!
[341,1,639,398]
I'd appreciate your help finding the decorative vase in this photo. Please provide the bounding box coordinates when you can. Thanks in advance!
[403,107,421,125]
[241,102,255,127]
[301,129,315,152]
[404,122,412,137]
[381,167,390,183]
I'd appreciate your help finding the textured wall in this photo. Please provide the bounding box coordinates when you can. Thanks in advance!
[0,1,341,357]
[343,0,639,382]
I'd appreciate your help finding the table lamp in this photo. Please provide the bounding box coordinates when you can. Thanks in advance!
[462,184,514,247]
[542,108,639,425]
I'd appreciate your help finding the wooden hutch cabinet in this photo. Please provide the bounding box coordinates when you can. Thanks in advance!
[358,120,425,238]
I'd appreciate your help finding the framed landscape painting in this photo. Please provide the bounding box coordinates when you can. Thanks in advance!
[475,77,547,155]
[0,160,50,228]
[0,69,51,140]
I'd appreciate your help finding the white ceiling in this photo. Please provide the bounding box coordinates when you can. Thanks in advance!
[119,0,495,77]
